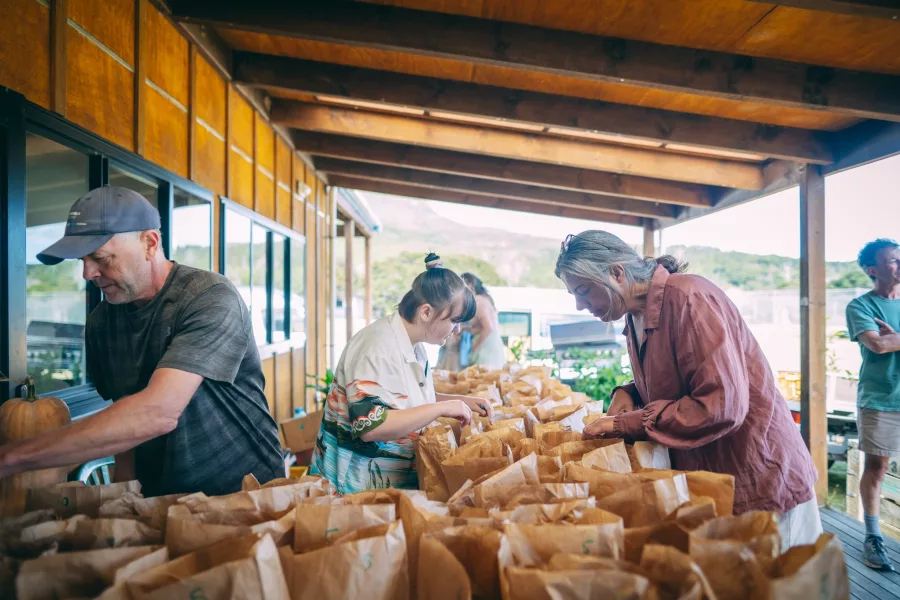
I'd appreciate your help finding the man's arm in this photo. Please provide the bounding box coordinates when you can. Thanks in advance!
[858,320,900,355]
[0,368,201,479]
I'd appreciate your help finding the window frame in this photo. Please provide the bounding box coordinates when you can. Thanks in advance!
[219,197,304,351]
[1,90,214,416]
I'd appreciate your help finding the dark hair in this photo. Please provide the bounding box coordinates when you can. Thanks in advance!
[398,253,476,324]
[461,272,496,308]
[858,239,900,281]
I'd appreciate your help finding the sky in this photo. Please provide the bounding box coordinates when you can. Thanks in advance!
[420,152,899,262]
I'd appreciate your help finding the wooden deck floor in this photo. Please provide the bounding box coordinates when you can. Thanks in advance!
[821,507,900,599]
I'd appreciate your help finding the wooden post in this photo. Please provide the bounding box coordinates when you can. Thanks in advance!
[50,0,68,115]
[344,218,355,342]
[800,164,828,504]
[365,235,373,325]
[134,0,147,154]
[643,220,656,257]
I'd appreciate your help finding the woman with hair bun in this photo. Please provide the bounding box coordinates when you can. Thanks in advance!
[310,253,493,494]
[555,230,821,550]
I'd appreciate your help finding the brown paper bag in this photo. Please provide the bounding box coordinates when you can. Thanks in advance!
[563,463,642,498]
[479,453,542,489]
[475,483,590,509]
[535,455,564,484]
[436,417,463,446]
[441,439,513,496]
[123,533,289,600]
[492,499,598,525]
[470,427,525,449]
[177,477,334,515]
[689,511,782,600]
[419,526,503,600]
[26,480,142,518]
[640,543,718,600]
[514,438,546,461]
[672,497,719,530]
[94,547,170,600]
[504,518,625,565]
[99,492,186,532]
[165,505,295,557]
[290,520,408,600]
[415,426,458,502]
[19,516,162,552]
[684,471,735,517]
[581,441,633,473]
[624,521,692,564]
[505,567,651,600]
[627,442,672,471]
[417,535,472,600]
[768,533,849,600]
[549,439,617,464]
[15,545,157,600]
[293,503,395,553]
[597,474,691,528]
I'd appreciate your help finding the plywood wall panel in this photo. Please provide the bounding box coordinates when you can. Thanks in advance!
[194,123,227,197]
[276,136,292,228]
[68,0,135,67]
[229,148,254,209]
[305,200,317,408]
[229,90,254,158]
[292,155,307,234]
[0,0,50,108]
[276,351,293,425]
[144,84,188,178]
[292,347,306,414]
[195,54,227,134]
[66,27,134,151]
[255,114,275,219]
[262,354,276,417]
[145,2,189,106]
[229,89,254,207]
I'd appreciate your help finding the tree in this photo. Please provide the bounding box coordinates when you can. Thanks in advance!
[828,270,871,289]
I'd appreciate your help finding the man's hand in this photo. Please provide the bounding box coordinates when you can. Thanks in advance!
[607,388,635,417]
[583,416,618,439]
[876,318,896,336]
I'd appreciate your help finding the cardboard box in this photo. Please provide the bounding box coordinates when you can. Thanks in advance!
[280,411,324,457]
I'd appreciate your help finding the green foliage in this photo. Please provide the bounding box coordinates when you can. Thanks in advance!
[828,269,871,289]
[306,369,335,409]
[26,263,82,293]
[527,347,631,411]
[507,337,527,363]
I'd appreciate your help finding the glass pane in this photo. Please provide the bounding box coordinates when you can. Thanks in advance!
[290,238,306,345]
[108,166,158,207]
[25,134,90,395]
[172,190,211,269]
[224,209,252,332]
[251,224,269,346]
[498,312,531,338]
[272,233,287,343]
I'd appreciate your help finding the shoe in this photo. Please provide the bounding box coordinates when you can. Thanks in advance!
[863,535,895,571]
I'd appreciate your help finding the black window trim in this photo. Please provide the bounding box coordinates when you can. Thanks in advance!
[219,197,305,353]
[1,89,215,417]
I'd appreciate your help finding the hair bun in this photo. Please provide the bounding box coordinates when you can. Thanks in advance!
[424,252,444,270]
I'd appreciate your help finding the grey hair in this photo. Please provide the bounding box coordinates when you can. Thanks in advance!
[555,230,686,292]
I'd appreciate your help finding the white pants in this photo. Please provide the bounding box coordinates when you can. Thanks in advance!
[778,497,824,552]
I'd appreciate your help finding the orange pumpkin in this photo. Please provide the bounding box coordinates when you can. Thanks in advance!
[0,376,72,493]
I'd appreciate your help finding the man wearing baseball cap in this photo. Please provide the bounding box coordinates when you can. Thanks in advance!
[0,186,284,496]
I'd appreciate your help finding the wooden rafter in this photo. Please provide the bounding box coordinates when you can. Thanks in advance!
[169,1,900,121]
[232,53,833,164]
[292,131,714,207]
[747,0,900,21]
[328,175,646,227]
[314,157,680,219]
[273,101,765,189]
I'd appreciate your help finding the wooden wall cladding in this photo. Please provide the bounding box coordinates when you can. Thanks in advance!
[66,26,134,151]
[144,84,188,177]
[275,351,293,425]
[275,136,292,228]
[0,0,50,109]
[292,155,307,234]
[229,89,255,208]
[255,114,276,219]
[316,182,327,379]
[192,54,227,196]
[69,0,135,67]
[305,199,317,407]
[291,347,306,414]
[144,3,188,109]
[262,354,276,417]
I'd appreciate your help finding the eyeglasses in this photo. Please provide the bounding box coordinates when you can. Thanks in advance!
[561,233,576,253]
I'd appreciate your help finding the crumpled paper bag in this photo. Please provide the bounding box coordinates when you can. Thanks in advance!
[627,442,672,471]
[549,440,617,465]
[597,474,691,528]
[289,520,408,600]
[293,503,395,553]
[581,441,633,473]
[503,518,625,565]
[165,504,295,557]
[441,438,513,496]
[640,543,718,600]
[767,533,849,600]
[475,483,590,509]
[18,515,162,553]
[490,499,598,525]
[176,476,334,515]
[563,463,642,498]
[99,492,186,533]
[504,567,651,600]
[26,481,142,518]
[418,526,503,600]
[415,425,459,502]
[684,471,735,518]
[93,547,170,600]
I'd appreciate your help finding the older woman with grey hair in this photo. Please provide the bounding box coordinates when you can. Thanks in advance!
[556,230,821,550]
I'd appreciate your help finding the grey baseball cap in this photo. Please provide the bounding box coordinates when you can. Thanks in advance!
[37,186,161,265]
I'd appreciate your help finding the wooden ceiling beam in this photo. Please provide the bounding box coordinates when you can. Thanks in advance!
[292,131,714,207]
[327,175,646,227]
[232,53,832,164]
[169,1,900,122]
[314,157,680,219]
[747,0,900,21]
[273,101,765,189]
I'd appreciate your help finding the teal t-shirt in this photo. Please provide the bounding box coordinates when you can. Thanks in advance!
[846,291,900,411]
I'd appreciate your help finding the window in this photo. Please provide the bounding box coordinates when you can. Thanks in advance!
[25,134,90,395]
[223,208,252,334]
[290,238,306,345]
[498,312,532,338]
[109,166,158,207]
[272,233,287,343]
[172,189,212,269]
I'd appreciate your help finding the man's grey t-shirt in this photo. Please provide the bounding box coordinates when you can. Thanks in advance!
[86,263,283,497]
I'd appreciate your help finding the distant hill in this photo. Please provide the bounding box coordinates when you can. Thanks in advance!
[337,193,869,316]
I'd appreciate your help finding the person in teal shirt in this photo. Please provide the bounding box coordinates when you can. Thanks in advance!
[846,238,900,571]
